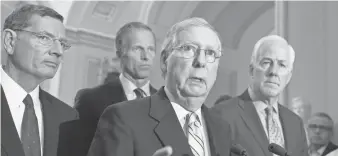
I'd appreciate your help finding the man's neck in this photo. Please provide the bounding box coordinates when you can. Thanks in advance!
[122,72,148,88]
[310,143,328,152]
[3,64,41,92]
[248,86,279,106]
[164,86,205,112]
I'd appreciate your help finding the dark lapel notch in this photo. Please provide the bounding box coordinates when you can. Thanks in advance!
[238,90,271,156]
[40,89,59,156]
[149,87,194,156]
[201,106,221,156]
[278,105,298,153]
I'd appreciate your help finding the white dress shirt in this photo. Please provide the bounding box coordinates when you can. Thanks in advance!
[119,73,151,100]
[1,68,44,155]
[164,87,211,156]
[248,87,285,142]
[309,144,328,156]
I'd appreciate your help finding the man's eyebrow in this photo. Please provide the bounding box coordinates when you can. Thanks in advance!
[40,31,66,40]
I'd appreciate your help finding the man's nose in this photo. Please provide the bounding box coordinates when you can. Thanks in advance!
[192,49,206,68]
[50,40,63,57]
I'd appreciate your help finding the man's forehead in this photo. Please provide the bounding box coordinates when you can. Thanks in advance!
[29,15,65,38]
[309,116,333,126]
[258,45,291,61]
[177,26,221,48]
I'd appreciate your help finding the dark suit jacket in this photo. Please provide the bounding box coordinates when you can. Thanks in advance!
[212,89,308,156]
[1,87,78,156]
[74,77,157,156]
[87,87,232,156]
[322,142,338,156]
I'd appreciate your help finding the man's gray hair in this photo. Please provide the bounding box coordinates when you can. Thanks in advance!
[160,17,222,77]
[3,4,63,31]
[250,35,295,70]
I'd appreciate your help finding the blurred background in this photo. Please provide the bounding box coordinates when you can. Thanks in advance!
[1,0,338,142]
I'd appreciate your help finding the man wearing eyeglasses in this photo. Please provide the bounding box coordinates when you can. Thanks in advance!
[212,35,309,156]
[308,113,337,156]
[1,4,77,156]
[87,17,232,156]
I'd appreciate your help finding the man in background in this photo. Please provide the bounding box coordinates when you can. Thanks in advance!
[290,96,312,123]
[289,96,313,145]
[308,112,338,156]
[74,21,158,156]
[1,4,78,156]
[87,17,232,156]
[213,35,308,156]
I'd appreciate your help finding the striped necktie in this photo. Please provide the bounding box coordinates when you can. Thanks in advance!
[134,88,146,99]
[186,112,205,156]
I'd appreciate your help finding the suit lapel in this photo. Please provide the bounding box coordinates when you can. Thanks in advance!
[1,87,25,156]
[202,106,221,156]
[322,142,338,156]
[150,87,194,156]
[149,85,157,95]
[40,89,59,156]
[238,90,271,156]
[278,105,300,153]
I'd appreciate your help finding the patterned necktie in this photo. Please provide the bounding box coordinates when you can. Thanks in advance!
[21,94,41,156]
[265,106,285,149]
[186,112,205,156]
[134,88,146,99]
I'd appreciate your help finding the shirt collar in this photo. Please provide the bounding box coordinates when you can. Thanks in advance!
[1,67,40,107]
[164,86,203,122]
[119,73,150,96]
[248,86,279,114]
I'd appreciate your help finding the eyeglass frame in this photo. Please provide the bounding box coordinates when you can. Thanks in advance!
[308,123,333,132]
[171,43,223,63]
[12,29,72,51]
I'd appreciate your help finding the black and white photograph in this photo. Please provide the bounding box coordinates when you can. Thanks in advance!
[1,1,338,156]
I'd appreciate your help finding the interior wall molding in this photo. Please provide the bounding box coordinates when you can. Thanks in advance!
[65,26,116,51]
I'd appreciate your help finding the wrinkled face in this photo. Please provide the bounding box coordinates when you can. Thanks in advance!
[164,26,221,98]
[250,43,293,98]
[9,15,66,80]
[120,29,156,79]
[307,116,333,146]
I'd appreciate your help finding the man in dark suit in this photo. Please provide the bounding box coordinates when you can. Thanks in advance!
[87,17,232,156]
[74,21,157,156]
[213,35,308,156]
[307,112,338,156]
[1,4,78,156]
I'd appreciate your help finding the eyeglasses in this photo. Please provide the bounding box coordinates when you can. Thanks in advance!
[308,124,333,131]
[172,43,222,63]
[14,29,71,51]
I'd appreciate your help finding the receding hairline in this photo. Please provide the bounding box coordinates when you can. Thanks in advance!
[251,35,295,66]
[310,112,334,124]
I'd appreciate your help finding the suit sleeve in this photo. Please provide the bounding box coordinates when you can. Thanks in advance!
[87,107,133,156]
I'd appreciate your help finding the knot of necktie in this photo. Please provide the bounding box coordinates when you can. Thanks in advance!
[186,112,202,129]
[134,88,146,99]
[23,94,34,108]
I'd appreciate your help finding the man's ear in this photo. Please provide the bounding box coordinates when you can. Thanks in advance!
[249,64,254,77]
[3,29,18,55]
[160,50,168,78]
[286,69,293,84]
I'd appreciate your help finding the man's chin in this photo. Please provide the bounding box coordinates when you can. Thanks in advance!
[262,89,280,97]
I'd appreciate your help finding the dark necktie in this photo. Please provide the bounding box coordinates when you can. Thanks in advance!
[134,88,146,99]
[21,94,41,156]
